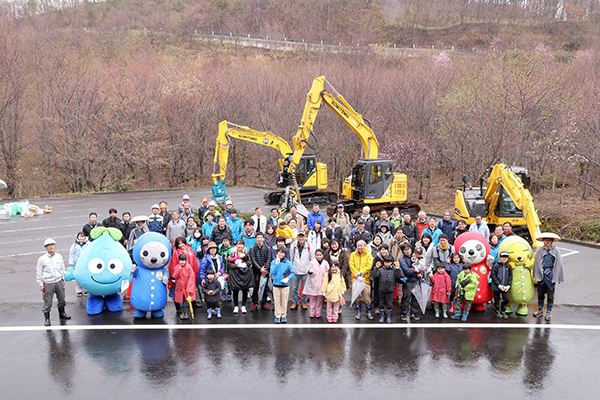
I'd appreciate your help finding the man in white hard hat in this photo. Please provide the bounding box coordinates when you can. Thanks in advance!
[178,194,195,215]
[36,238,70,326]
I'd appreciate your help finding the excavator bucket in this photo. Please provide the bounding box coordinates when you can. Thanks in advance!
[278,187,309,218]
[211,179,228,203]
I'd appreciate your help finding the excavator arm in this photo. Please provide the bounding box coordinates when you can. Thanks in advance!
[291,76,379,169]
[211,120,293,202]
[484,164,542,248]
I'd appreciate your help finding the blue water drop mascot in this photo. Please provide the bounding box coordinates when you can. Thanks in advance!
[130,232,172,318]
[65,227,132,315]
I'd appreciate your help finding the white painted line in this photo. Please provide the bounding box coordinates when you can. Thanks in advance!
[0,323,599,333]
[0,223,80,233]
[557,247,579,258]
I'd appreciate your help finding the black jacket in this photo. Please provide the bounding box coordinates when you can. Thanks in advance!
[249,244,272,275]
[229,254,254,290]
[325,226,344,241]
[202,279,222,303]
[82,222,100,241]
[210,225,233,246]
[371,266,405,293]
[491,261,512,291]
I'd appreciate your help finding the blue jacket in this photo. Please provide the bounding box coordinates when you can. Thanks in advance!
[202,221,217,238]
[198,253,225,283]
[307,211,325,231]
[242,232,257,250]
[437,219,455,238]
[399,255,419,283]
[270,258,295,287]
[147,214,164,234]
[227,217,244,243]
[445,261,463,295]
[421,227,442,247]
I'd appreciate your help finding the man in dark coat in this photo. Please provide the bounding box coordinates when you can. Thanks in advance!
[249,232,272,311]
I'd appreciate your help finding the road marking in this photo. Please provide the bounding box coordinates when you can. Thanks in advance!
[0,323,599,332]
[557,247,579,258]
[0,223,80,233]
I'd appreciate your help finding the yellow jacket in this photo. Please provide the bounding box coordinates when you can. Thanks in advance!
[349,249,373,284]
[276,226,295,240]
[322,272,347,303]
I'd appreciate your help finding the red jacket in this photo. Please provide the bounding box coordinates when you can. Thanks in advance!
[168,244,199,290]
[172,262,196,303]
[430,271,452,303]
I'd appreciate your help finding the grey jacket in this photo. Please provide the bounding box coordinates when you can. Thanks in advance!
[533,245,565,283]
[36,252,66,285]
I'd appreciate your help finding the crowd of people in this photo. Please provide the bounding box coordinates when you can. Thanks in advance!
[36,195,564,325]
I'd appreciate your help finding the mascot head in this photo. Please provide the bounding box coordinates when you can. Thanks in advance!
[132,232,172,270]
[498,235,533,264]
[454,231,490,265]
[74,227,132,296]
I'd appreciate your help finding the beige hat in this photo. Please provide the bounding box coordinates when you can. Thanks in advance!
[537,232,561,242]
[206,241,218,251]
[131,215,149,223]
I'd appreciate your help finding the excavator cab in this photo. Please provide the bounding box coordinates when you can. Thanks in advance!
[350,159,395,200]
[277,154,320,191]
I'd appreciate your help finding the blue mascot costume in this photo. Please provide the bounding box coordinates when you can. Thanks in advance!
[65,227,132,315]
[130,232,172,318]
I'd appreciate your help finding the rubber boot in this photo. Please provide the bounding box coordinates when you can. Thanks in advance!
[379,310,385,323]
[451,310,462,320]
[461,312,468,322]
[443,310,448,319]
[58,307,71,320]
[44,312,51,327]
[216,308,222,319]
[386,310,392,324]
[355,304,362,320]
[366,306,374,320]
[435,310,440,318]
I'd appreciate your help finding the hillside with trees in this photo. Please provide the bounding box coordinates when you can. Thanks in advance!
[1,0,600,241]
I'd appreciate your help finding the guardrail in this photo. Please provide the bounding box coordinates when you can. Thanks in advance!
[194,32,479,57]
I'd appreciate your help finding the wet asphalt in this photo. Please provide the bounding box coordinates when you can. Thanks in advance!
[2,187,600,398]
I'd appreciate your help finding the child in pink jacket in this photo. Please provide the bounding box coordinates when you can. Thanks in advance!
[430,262,452,318]
[172,253,196,320]
[303,249,330,318]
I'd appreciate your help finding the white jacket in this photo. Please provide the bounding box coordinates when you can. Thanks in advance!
[290,241,312,275]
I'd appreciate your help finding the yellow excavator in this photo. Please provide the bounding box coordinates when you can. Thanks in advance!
[455,164,542,248]
[288,76,419,216]
[211,120,330,212]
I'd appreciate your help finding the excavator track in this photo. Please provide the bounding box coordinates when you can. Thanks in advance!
[326,201,421,219]
[264,190,338,206]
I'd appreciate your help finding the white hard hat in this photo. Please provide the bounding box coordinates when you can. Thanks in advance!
[183,195,190,200]
[209,200,217,207]
[151,204,160,209]
[44,238,56,247]
[225,199,233,206]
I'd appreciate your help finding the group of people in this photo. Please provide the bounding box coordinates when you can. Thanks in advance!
[36,195,564,325]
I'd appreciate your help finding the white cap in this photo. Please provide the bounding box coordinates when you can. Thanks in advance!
[225,199,233,205]
[183,195,190,200]
[44,238,56,247]
[151,204,160,209]
[209,200,217,207]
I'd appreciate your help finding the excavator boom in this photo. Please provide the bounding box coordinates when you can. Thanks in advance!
[212,120,293,202]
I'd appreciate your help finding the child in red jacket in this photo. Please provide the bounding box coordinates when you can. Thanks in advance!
[430,262,452,318]
[172,253,196,320]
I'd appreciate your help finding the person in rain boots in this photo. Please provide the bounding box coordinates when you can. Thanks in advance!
[36,238,71,326]
[202,269,222,319]
[172,253,196,321]
[491,251,512,319]
[451,264,479,322]
[429,263,452,319]
[371,255,406,323]
[349,240,374,320]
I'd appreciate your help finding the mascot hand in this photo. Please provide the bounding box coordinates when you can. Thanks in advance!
[131,264,137,274]
[486,254,495,267]
[525,259,534,269]
[162,276,169,285]
[64,268,74,282]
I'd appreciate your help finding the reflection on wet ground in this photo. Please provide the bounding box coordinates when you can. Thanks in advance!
[3,325,597,399]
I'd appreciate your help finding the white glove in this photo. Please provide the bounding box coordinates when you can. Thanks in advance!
[281,277,289,284]
[131,264,137,273]
[504,285,510,292]
[162,276,169,285]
